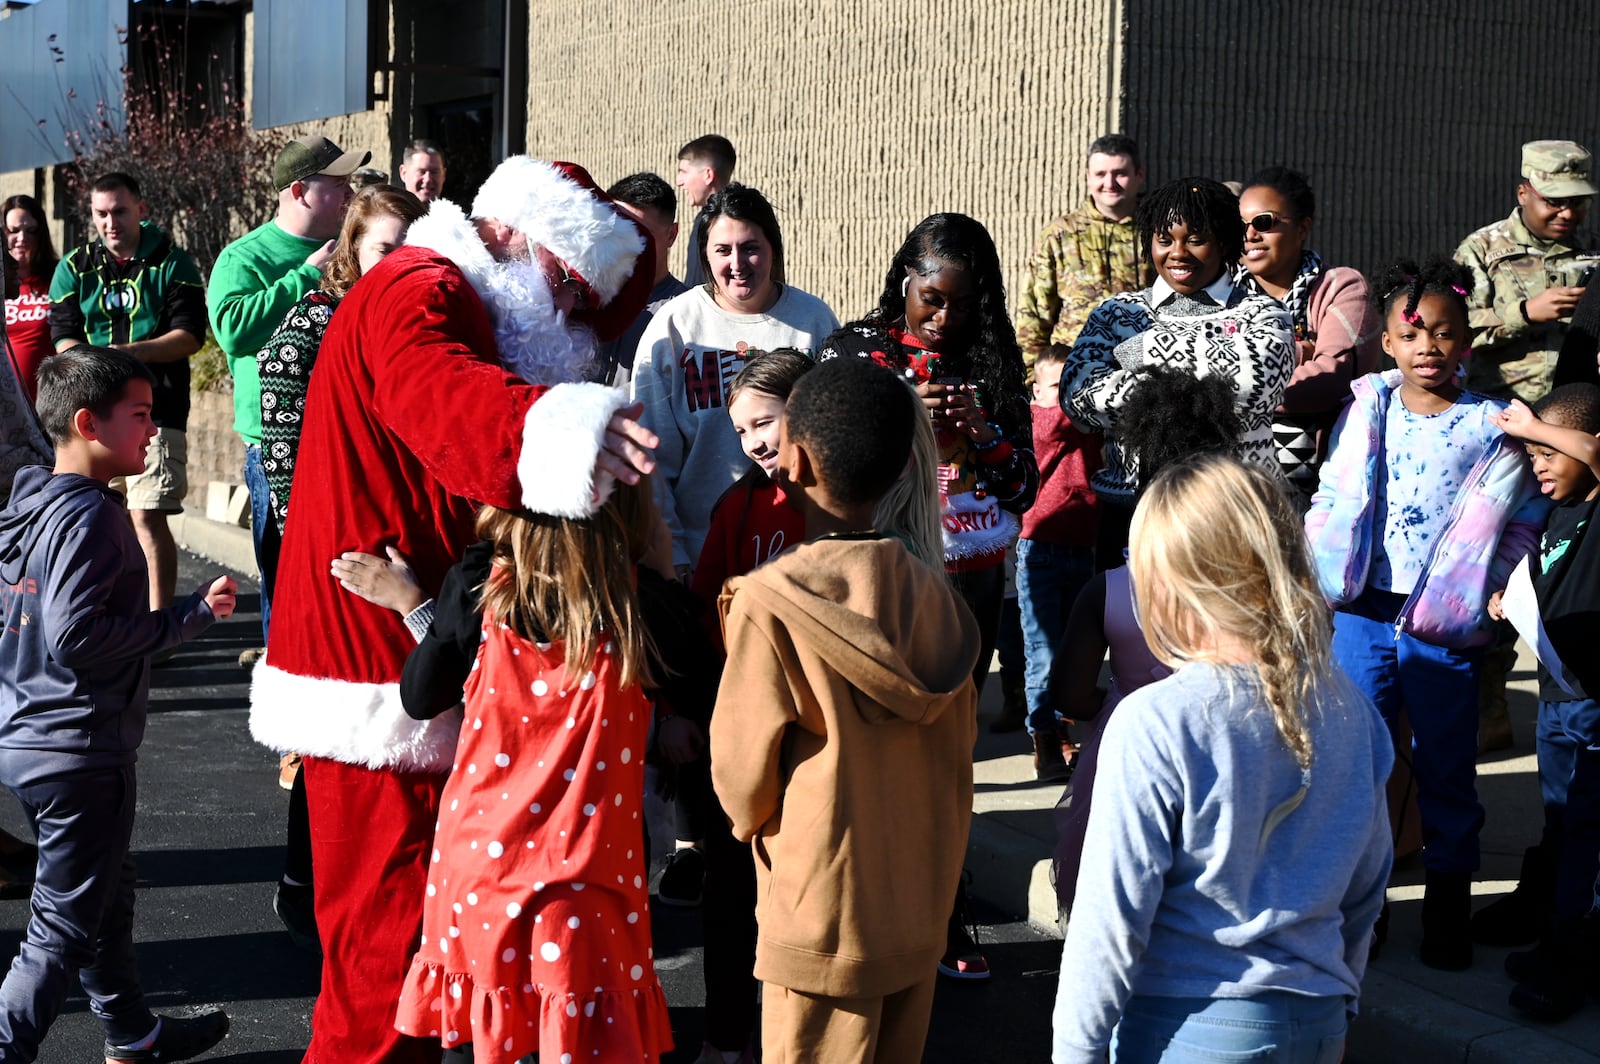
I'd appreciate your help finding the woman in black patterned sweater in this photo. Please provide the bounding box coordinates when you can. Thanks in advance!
[257,185,425,534]
[818,211,1037,985]
[1061,178,1295,567]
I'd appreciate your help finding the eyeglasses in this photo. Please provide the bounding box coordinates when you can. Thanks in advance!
[1529,189,1593,214]
[1242,212,1288,233]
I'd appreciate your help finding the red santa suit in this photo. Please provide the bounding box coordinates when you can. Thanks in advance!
[249,159,653,1064]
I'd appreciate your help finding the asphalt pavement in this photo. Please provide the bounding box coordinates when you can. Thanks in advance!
[0,549,1065,1063]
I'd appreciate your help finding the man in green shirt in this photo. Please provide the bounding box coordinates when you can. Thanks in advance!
[206,135,367,638]
[49,171,207,614]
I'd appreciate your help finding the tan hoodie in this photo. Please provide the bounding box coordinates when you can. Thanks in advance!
[710,535,979,998]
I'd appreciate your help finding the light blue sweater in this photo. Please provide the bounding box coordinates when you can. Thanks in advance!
[1052,662,1393,1064]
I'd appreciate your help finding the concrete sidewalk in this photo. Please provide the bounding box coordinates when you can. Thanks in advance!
[964,644,1600,1062]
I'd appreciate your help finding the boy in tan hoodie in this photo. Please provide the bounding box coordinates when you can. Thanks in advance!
[710,356,980,1063]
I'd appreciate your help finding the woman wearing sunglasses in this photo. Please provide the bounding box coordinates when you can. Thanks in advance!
[1235,167,1381,509]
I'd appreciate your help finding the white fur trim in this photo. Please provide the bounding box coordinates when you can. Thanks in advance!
[941,492,1020,560]
[472,157,645,303]
[250,662,461,773]
[404,199,497,295]
[519,382,630,517]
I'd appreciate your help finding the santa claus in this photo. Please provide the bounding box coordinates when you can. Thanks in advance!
[249,157,658,1064]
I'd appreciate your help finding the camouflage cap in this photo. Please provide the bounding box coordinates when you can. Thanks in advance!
[1521,140,1598,198]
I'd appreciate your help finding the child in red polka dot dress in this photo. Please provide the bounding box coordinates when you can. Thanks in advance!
[388,483,674,1063]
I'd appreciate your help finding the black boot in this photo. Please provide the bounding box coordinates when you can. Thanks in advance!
[1507,918,1592,1023]
[1472,843,1557,946]
[1033,729,1074,783]
[1420,869,1473,971]
[988,674,1027,733]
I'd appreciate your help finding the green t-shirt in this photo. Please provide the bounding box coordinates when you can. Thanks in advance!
[206,220,323,443]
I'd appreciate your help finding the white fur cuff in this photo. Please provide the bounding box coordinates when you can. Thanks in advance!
[250,662,462,773]
[519,382,630,518]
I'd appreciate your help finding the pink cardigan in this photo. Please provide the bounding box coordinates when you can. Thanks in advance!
[1281,265,1383,415]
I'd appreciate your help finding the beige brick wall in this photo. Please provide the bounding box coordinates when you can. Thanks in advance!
[185,389,245,510]
[523,0,1116,323]
[1121,1,1600,277]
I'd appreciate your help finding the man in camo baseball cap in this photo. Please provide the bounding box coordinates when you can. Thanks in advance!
[1521,140,1599,200]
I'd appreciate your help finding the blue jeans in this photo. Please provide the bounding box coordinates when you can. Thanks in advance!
[1537,697,1600,919]
[1016,538,1094,735]
[1332,589,1484,874]
[1111,992,1346,1063]
[243,444,281,644]
[0,767,156,1060]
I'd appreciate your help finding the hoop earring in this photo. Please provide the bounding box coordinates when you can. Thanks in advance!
[901,275,911,297]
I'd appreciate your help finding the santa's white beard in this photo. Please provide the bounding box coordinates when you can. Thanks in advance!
[477,259,598,387]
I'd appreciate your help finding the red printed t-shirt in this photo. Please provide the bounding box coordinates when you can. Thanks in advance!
[5,276,53,401]
[692,468,805,653]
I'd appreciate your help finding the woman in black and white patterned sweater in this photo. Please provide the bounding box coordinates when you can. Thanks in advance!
[1061,177,1295,566]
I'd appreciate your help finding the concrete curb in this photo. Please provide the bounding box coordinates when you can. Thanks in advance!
[171,505,256,578]
[1348,968,1598,1062]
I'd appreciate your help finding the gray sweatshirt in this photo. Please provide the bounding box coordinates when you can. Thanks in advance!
[1052,662,1393,1064]
[630,284,837,568]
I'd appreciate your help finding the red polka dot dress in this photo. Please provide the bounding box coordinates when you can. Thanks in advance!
[394,622,672,1062]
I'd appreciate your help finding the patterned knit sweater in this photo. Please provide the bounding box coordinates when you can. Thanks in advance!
[257,290,338,533]
[1061,279,1295,501]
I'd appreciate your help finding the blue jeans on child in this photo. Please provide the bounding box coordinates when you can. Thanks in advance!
[0,766,156,1060]
[1110,991,1346,1063]
[1538,696,1600,920]
[243,444,280,644]
[1016,538,1095,735]
[1332,588,1484,874]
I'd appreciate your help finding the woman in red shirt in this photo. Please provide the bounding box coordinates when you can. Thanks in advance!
[3,195,59,402]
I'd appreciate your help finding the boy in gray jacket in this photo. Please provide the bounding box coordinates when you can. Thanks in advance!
[0,347,236,1063]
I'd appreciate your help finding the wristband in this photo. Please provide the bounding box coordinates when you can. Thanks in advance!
[1520,300,1533,325]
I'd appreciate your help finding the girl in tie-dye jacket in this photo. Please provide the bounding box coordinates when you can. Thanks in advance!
[1304,258,1549,974]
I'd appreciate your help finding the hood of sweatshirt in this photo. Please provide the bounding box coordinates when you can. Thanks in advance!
[0,466,109,584]
[721,535,979,726]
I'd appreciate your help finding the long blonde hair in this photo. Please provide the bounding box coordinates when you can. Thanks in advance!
[1127,454,1330,769]
[872,380,944,571]
[474,479,656,689]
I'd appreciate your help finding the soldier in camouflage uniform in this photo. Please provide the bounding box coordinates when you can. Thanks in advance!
[1015,135,1154,379]
[1455,140,1599,403]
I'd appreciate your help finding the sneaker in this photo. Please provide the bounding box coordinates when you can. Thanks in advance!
[656,846,705,907]
[104,1007,229,1062]
[939,921,991,980]
[939,873,991,981]
[278,753,302,792]
[273,882,322,956]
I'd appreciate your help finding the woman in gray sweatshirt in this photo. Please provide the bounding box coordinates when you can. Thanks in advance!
[1052,454,1393,1064]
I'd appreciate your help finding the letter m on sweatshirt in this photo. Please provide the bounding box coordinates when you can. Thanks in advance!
[682,348,726,413]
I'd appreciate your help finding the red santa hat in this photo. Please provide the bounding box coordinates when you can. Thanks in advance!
[471,157,655,341]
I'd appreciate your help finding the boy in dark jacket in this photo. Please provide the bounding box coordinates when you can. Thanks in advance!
[0,347,236,1063]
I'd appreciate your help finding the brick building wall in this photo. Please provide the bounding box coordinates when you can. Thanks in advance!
[523,0,1115,322]
[1121,1,1600,276]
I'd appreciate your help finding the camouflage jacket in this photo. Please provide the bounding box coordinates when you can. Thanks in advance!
[1014,200,1152,376]
[1454,209,1597,402]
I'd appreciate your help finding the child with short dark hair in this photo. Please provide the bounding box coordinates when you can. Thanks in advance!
[1016,343,1100,780]
[1482,383,1600,1020]
[1306,258,1549,971]
[710,356,980,1063]
[0,346,236,1063]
